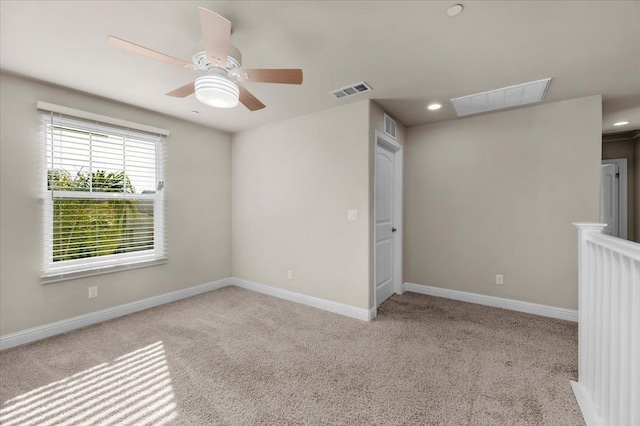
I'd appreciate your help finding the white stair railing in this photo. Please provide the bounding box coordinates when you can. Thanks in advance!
[572,223,640,426]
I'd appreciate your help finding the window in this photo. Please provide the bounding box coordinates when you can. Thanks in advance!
[42,112,166,283]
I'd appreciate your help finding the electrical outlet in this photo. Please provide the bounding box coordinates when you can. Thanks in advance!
[496,275,504,285]
[288,270,293,280]
[347,209,358,221]
[88,286,98,299]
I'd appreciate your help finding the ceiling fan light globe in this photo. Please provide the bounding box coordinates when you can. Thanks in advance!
[195,75,239,108]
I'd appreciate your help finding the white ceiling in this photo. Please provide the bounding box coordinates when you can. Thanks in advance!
[1,1,639,133]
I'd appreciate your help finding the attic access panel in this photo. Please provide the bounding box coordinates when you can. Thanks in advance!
[450,78,552,117]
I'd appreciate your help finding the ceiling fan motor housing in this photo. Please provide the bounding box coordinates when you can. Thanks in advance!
[192,40,242,71]
[195,72,240,108]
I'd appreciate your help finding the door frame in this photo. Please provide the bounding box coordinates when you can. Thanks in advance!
[602,158,628,239]
[373,130,403,309]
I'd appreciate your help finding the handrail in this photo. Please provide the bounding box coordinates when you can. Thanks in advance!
[586,232,640,262]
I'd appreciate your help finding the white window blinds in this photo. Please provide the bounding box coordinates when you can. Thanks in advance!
[41,111,167,283]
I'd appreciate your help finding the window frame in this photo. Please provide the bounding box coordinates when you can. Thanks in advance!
[41,111,167,284]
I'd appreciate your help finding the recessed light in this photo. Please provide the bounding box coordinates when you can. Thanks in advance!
[613,121,629,126]
[427,103,442,111]
[447,4,463,17]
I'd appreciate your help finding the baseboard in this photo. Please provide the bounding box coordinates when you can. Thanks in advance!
[231,277,375,322]
[403,282,578,322]
[570,381,602,426]
[1,277,376,351]
[0,278,232,351]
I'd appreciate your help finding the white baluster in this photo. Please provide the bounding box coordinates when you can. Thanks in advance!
[585,241,594,392]
[631,260,639,426]
[599,246,608,417]
[619,256,630,426]
[591,244,600,401]
[609,252,620,426]
[604,249,612,422]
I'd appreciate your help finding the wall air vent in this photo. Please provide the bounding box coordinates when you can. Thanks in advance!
[384,113,397,139]
[329,81,372,100]
[450,78,552,117]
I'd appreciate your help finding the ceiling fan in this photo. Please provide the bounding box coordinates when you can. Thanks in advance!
[107,7,303,111]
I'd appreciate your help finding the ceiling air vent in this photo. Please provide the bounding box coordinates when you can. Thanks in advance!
[329,81,372,100]
[384,113,397,139]
[450,78,552,117]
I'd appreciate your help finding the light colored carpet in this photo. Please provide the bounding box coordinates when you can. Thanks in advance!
[0,286,583,425]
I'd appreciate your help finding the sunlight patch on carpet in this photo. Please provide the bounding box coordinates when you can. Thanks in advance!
[0,341,177,425]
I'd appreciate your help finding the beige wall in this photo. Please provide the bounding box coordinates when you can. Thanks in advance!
[0,73,232,335]
[602,139,636,241]
[0,71,607,336]
[368,102,406,307]
[405,96,602,310]
[232,100,371,309]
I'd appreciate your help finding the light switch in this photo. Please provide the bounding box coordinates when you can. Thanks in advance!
[347,209,358,221]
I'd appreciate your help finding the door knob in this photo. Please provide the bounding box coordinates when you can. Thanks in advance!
[392,227,397,232]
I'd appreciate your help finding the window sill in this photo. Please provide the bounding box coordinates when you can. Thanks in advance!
[41,257,168,284]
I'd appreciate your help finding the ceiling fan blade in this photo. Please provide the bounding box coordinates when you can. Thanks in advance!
[235,69,303,85]
[108,36,198,70]
[165,82,195,98]
[198,7,231,68]
[237,83,266,111]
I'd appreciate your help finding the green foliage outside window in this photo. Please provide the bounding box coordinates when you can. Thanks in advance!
[48,169,154,262]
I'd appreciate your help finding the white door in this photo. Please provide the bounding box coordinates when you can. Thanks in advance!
[600,163,619,237]
[376,143,396,306]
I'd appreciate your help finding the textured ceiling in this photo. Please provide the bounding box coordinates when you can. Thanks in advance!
[1,1,639,133]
